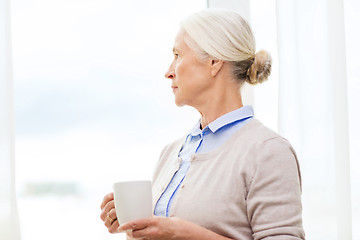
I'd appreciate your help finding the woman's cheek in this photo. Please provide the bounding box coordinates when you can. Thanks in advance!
[176,58,184,70]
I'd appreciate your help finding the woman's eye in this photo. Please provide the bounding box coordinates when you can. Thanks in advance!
[174,53,179,59]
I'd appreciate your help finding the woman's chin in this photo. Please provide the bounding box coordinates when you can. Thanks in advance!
[174,101,186,107]
[174,98,186,107]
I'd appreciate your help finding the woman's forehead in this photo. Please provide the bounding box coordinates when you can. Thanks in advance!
[173,31,188,52]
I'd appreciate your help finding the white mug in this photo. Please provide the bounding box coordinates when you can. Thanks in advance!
[113,180,153,225]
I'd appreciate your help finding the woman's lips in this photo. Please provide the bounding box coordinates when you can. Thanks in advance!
[171,86,178,92]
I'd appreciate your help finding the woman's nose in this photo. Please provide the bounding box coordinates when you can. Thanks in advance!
[165,65,175,79]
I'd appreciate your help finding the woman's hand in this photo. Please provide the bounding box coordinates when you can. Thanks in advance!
[120,217,183,240]
[119,216,232,240]
[100,192,121,233]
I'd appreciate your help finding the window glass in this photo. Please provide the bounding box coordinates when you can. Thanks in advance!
[12,1,206,239]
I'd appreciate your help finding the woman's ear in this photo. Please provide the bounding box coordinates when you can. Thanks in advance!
[210,59,224,77]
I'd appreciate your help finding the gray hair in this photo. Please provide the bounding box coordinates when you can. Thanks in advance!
[180,9,271,85]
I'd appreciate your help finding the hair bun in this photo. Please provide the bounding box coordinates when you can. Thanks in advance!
[247,50,272,85]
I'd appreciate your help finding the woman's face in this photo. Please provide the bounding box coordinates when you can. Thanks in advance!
[165,31,213,108]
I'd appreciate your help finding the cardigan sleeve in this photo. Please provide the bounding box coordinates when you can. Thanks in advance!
[246,137,305,240]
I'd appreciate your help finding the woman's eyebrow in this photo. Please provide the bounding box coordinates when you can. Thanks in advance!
[173,47,181,53]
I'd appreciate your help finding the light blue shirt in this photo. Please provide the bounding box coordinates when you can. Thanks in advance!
[154,106,254,217]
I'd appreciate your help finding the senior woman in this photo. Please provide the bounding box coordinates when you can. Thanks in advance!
[100,9,305,240]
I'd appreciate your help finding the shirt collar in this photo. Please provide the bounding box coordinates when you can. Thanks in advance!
[188,121,202,137]
[188,105,254,136]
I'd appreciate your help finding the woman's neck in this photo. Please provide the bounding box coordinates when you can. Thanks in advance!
[194,62,245,129]
[198,93,243,129]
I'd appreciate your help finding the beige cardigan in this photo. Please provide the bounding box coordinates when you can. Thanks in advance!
[152,119,305,240]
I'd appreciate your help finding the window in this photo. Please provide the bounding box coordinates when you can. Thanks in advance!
[12,1,206,239]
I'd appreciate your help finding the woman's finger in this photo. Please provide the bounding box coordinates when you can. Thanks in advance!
[104,214,117,228]
[108,218,120,233]
[108,208,117,221]
[100,192,114,210]
[130,228,150,239]
[100,200,115,221]
[120,218,151,232]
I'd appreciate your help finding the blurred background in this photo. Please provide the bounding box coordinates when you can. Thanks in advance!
[0,0,359,239]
